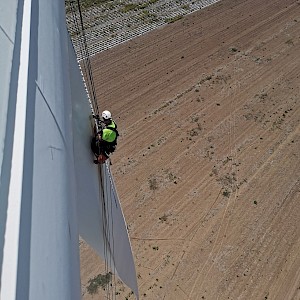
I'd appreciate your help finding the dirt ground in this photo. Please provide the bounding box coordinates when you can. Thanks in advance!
[80,0,300,299]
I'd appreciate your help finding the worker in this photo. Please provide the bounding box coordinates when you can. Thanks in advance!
[91,110,119,164]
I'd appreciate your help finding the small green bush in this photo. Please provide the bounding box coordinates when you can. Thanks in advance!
[86,272,112,295]
[165,15,183,24]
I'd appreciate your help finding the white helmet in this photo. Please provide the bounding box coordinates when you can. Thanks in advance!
[102,110,112,120]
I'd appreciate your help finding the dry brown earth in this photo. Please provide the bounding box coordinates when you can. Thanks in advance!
[80,0,300,299]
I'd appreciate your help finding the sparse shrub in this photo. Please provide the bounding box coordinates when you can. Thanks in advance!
[87,272,112,295]
[258,92,268,100]
[229,46,238,53]
[165,15,183,24]
[159,214,168,222]
[199,74,212,84]
[188,124,202,137]
[181,4,190,9]
[149,177,158,190]
[139,10,158,22]
[121,3,139,12]
[191,115,199,123]
[189,128,199,136]
[80,0,112,9]
[222,189,231,198]
[167,171,177,181]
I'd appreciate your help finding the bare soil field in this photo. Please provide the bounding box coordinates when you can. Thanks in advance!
[80,0,300,299]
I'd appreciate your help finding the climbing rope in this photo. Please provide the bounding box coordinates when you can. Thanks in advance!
[97,163,118,300]
[68,0,99,117]
[67,1,117,298]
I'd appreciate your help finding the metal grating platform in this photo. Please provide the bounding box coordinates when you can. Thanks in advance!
[66,0,221,60]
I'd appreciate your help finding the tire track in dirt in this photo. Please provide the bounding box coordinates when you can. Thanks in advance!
[191,125,300,299]
[80,0,300,299]
[91,0,298,115]
[113,40,299,222]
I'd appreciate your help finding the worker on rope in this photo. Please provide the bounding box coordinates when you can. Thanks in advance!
[91,110,119,164]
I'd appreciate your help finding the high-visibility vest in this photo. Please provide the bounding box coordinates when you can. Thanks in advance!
[102,120,118,143]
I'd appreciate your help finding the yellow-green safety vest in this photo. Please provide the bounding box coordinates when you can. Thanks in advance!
[102,121,118,143]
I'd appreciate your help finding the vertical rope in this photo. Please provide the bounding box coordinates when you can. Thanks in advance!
[67,2,117,298]
[76,0,99,113]
[106,163,117,298]
[98,164,114,299]
[69,0,100,116]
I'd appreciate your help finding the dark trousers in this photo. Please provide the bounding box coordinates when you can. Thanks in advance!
[91,137,115,157]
